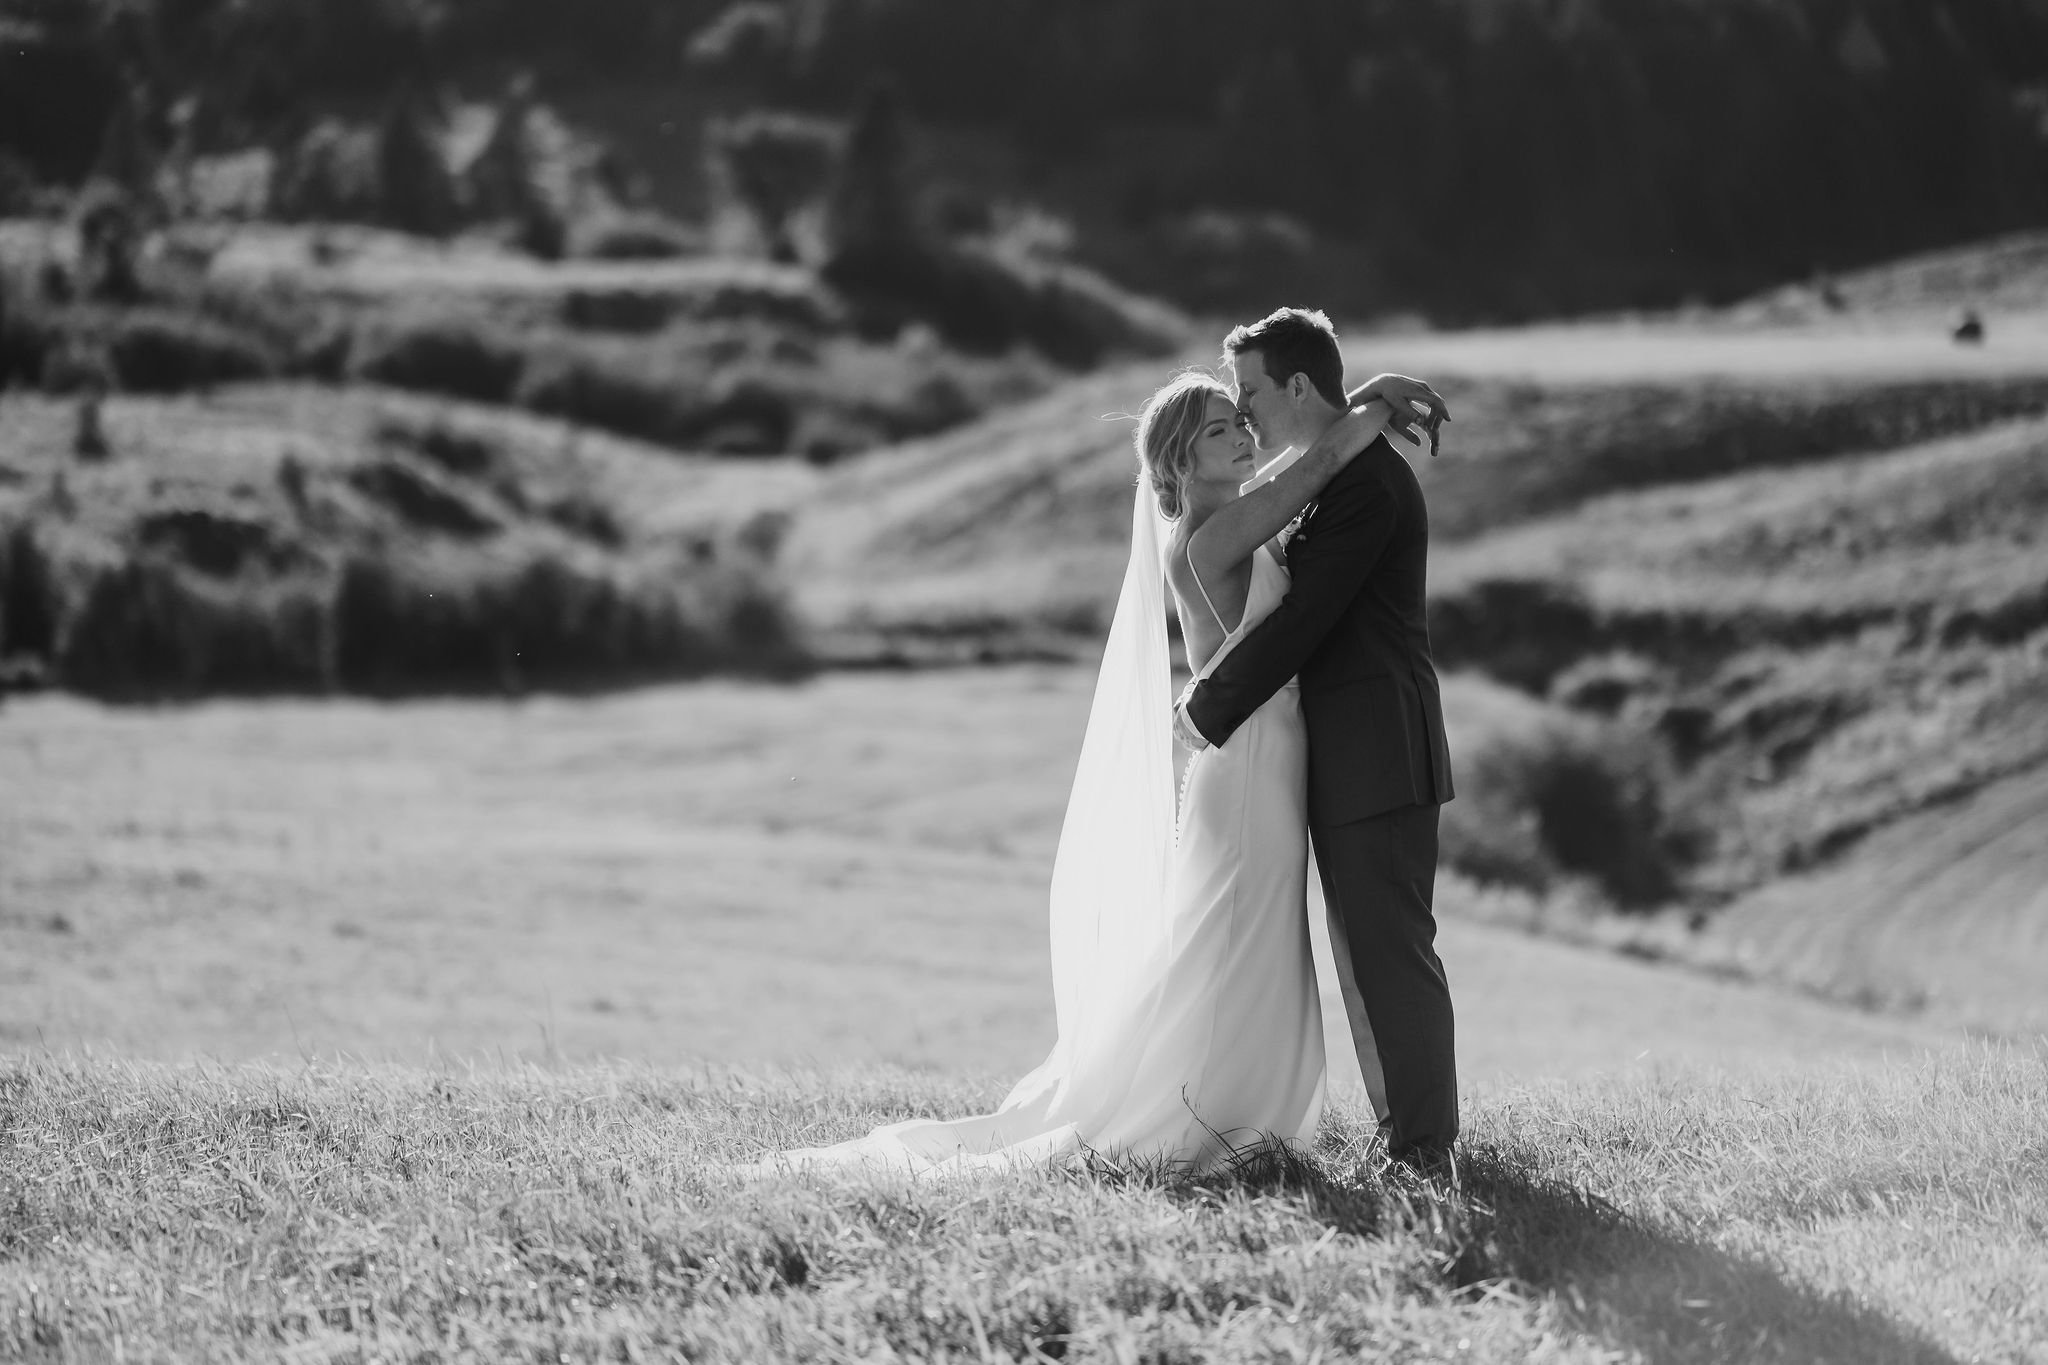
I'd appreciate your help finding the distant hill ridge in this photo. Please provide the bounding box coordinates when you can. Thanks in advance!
[7,0,2048,318]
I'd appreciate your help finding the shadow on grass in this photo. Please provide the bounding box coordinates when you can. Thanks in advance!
[1117,1128,1962,1365]
[1453,1146,1962,1365]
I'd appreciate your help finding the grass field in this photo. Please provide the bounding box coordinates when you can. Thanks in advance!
[2,1045,2041,1363]
[5,256,2047,1360]
[0,671,1955,1086]
[779,310,2048,1029]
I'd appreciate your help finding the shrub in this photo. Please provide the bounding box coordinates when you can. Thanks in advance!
[514,346,689,445]
[177,278,352,381]
[104,310,280,392]
[0,524,60,661]
[352,319,526,404]
[1442,680,1709,909]
[37,334,115,394]
[702,572,811,677]
[132,507,304,578]
[559,289,679,334]
[0,279,57,389]
[345,459,501,539]
[567,209,706,261]
[541,494,624,547]
[326,550,803,694]
[70,180,143,304]
[275,119,383,223]
[54,560,330,698]
[695,372,796,453]
[373,413,503,479]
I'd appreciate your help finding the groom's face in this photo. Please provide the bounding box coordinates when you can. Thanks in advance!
[1230,350,1294,452]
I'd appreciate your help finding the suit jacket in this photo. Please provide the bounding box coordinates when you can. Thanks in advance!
[1185,435,1454,826]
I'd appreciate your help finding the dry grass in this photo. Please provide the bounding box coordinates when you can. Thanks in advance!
[790,330,2048,661]
[1431,415,2048,649]
[0,668,1954,1081]
[0,1045,2039,1363]
[1430,416,2048,896]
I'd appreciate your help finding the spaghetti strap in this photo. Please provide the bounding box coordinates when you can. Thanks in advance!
[1183,547,1236,636]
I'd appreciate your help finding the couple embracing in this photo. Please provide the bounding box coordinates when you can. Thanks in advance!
[754,308,1459,1180]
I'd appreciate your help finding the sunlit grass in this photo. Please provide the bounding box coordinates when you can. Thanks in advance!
[3,1044,2040,1362]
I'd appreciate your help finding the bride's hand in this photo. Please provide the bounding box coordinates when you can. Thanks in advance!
[1297,399,1394,471]
[1349,373,1451,455]
[1317,400,1392,463]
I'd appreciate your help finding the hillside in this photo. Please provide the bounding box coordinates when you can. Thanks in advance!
[0,384,816,695]
[1702,764,2048,1031]
[782,306,2048,1019]
[793,318,2048,657]
[2,1047,2041,1363]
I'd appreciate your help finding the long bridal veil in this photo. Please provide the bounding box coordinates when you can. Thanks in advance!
[993,480,1177,1122]
[744,482,1181,1176]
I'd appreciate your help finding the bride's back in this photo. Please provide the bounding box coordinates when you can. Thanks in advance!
[1166,514,1254,674]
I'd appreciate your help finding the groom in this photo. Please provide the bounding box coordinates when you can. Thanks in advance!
[1174,307,1459,1168]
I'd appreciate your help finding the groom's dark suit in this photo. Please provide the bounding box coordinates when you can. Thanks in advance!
[1184,434,1458,1157]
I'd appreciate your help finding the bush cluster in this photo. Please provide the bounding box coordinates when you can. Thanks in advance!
[1440,681,1710,909]
[0,517,809,700]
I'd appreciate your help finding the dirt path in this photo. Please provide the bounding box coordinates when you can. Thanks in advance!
[0,669,1957,1095]
[1355,317,2048,384]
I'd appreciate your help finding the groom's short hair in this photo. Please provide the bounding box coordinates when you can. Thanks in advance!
[1225,308,1346,409]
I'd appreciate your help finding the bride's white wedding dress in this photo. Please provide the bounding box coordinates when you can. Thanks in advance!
[748,489,1324,1179]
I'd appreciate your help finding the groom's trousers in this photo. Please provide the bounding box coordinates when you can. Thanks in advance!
[1311,801,1458,1158]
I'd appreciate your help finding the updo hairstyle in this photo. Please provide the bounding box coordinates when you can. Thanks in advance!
[1133,371,1230,521]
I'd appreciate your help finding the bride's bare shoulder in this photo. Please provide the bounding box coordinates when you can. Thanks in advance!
[1163,520,1199,585]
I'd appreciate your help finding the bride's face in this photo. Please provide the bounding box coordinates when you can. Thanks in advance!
[1188,393,1257,490]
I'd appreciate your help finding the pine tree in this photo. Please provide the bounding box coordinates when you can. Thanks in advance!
[376,84,456,238]
[823,81,917,267]
[705,111,838,263]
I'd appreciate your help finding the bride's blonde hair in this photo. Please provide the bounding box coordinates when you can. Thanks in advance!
[1133,371,1230,520]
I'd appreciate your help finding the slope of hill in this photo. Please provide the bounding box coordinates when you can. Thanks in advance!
[793,324,2048,658]
[1430,415,2048,886]
[1702,764,2048,1033]
[1730,228,2048,324]
[0,384,816,695]
[787,310,2048,1014]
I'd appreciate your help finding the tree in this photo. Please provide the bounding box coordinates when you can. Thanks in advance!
[73,180,143,304]
[376,84,457,238]
[467,73,566,260]
[823,81,916,266]
[705,110,840,263]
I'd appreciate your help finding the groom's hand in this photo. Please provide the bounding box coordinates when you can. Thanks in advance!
[1353,373,1450,455]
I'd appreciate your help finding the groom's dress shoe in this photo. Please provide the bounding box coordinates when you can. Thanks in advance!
[1390,1144,1459,1188]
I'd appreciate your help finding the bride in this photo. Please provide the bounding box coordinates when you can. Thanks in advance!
[747,368,1440,1177]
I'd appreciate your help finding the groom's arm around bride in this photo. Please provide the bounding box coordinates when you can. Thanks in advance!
[1178,307,1460,1167]
[1179,435,1453,819]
